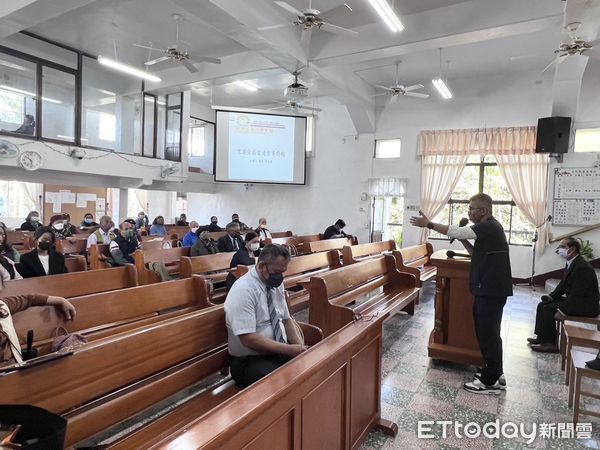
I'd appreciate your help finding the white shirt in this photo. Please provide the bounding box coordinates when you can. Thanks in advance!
[447,225,477,240]
[87,229,113,249]
[0,257,22,282]
[224,266,291,357]
[38,254,50,275]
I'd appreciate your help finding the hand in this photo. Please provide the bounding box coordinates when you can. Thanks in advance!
[286,344,309,357]
[409,210,430,228]
[541,295,552,303]
[47,296,76,320]
[554,310,566,321]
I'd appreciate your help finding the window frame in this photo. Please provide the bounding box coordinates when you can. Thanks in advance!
[374,138,401,159]
[429,156,533,246]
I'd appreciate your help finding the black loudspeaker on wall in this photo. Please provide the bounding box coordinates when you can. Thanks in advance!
[535,116,572,154]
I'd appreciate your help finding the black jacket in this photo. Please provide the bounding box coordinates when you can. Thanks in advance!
[217,234,245,253]
[225,247,256,290]
[323,225,347,240]
[19,248,69,278]
[191,239,219,257]
[19,220,39,231]
[551,255,599,317]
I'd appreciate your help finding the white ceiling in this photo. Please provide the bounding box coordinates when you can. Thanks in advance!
[3,0,600,129]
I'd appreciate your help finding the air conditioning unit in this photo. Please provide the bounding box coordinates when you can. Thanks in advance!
[371,230,383,242]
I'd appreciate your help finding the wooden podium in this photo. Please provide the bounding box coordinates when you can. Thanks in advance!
[428,250,484,366]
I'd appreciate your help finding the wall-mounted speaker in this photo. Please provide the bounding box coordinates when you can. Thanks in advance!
[535,116,571,154]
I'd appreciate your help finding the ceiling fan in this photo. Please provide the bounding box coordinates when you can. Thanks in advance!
[542,32,600,72]
[374,62,429,103]
[269,99,322,112]
[133,14,221,74]
[266,1,358,58]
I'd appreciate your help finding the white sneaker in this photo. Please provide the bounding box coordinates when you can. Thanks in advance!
[463,377,502,395]
[475,370,506,389]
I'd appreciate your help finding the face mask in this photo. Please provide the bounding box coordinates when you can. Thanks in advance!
[232,218,239,223]
[53,222,64,231]
[31,216,39,223]
[38,241,52,251]
[260,224,266,229]
[138,215,145,219]
[557,248,569,259]
[84,218,93,224]
[211,220,218,224]
[124,229,136,239]
[191,227,199,234]
[265,271,284,288]
[250,242,260,251]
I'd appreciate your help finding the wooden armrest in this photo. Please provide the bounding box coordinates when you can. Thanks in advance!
[296,321,323,346]
[296,278,311,288]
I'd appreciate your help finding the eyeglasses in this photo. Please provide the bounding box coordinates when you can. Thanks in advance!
[352,312,379,324]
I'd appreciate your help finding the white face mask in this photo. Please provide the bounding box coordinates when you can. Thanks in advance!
[191,227,199,234]
[31,216,39,222]
[53,222,64,231]
[250,242,260,252]
[557,247,569,259]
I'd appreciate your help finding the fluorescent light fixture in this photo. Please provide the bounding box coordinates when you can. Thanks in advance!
[97,55,161,82]
[234,80,259,92]
[0,59,27,71]
[367,0,404,32]
[0,84,62,104]
[432,76,452,99]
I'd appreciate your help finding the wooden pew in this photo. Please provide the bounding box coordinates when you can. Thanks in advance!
[55,237,88,255]
[180,253,236,303]
[65,255,87,272]
[342,240,396,265]
[208,231,228,241]
[304,236,355,254]
[271,230,293,238]
[88,244,111,270]
[11,275,209,353]
[392,243,436,287]
[117,311,394,450]
[3,264,138,298]
[165,225,191,238]
[308,254,419,337]
[133,246,190,284]
[6,230,34,251]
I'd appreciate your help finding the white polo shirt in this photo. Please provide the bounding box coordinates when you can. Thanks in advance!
[224,266,291,357]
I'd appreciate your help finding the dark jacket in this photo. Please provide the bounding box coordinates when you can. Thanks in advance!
[18,248,68,278]
[469,217,513,298]
[551,255,599,317]
[217,234,245,253]
[110,235,139,266]
[323,225,346,240]
[207,223,222,232]
[191,239,219,257]
[225,247,256,290]
[20,220,39,231]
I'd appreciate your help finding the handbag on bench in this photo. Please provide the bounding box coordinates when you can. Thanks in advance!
[51,327,87,353]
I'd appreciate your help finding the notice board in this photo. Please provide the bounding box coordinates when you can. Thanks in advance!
[552,167,600,226]
[43,185,107,224]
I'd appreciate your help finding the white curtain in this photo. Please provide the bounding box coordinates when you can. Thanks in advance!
[419,154,469,243]
[495,153,550,253]
[369,178,406,197]
[22,182,43,212]
[132,189,148,214]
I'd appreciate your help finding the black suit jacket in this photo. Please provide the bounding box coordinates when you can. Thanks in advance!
[551,255,599,316]
[217,235,245,253]
[18,249,69,278]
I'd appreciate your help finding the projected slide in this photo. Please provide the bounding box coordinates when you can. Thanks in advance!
[228,113,295,182]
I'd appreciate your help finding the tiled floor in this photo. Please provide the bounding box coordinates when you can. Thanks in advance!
[359,283,600,450]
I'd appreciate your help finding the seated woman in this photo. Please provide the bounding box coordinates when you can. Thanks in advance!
[191,231,219,256]
[0,276,76,367]
[80,213,99,229]
[20,211,41,232]
[19,227,69,278]
[0,255,22,282]
[225,232,260,291]
[255,217,272,241]
[149,216,167,236]
[0,225,20,263]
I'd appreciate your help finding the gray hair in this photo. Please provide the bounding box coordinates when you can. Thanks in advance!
[258,244,291,264]
[226,221,240,230]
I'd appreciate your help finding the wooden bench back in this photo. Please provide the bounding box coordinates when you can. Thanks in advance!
[88,244,111,270]
[263,236,300,247]
[179,253,233,279]
[397,243,433,267]
[55,238,88,255]
[208,231,228,241]
[6,230,34,250]
[305,237,354,254]
[2,264,137,298]
[3,305,227,447]
[166,226,191,237]
[140,240,174,250]
[65,255,87,272]
[134,246,190,284]
[296,233,322,243]
[271,230,293,238]
[283,251,337,278]
[342,240,396,265]
[12,275,209,344]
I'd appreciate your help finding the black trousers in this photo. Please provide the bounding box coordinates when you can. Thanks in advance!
[473,296,507,385]
[533,300,562,344]
[229,354,291,388]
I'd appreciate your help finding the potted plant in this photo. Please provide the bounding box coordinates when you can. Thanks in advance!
[577,238,594,260]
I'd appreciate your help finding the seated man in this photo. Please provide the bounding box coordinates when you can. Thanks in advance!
[529,237,600,352]
[231,213,250,232]
[109,221,139,266]
[176,214,189,226]
[323,219,347,240]
[182,221,200,247]
[224,245,307,388]
[86,215,116,249]
[217,222,245,252]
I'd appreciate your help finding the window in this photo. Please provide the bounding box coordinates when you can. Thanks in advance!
[375,139,401,158]
[0,180,41,227]
[0,53,37,136]
[41,65,76,142]
[165,93,182,162]
[98,112,116,142]
[574,128,600,152]
[430,155,533,245]
[306,115,315,154]
[142,94,156,157]
[188,116,214,174]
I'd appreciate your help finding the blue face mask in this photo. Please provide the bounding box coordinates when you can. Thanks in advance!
[84,218,93,224]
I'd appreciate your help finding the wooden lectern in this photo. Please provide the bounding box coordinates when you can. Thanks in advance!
[428,250,484,366]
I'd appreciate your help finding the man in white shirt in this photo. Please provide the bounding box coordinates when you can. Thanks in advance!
[86,216,115,249]
[225,244,306,388]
